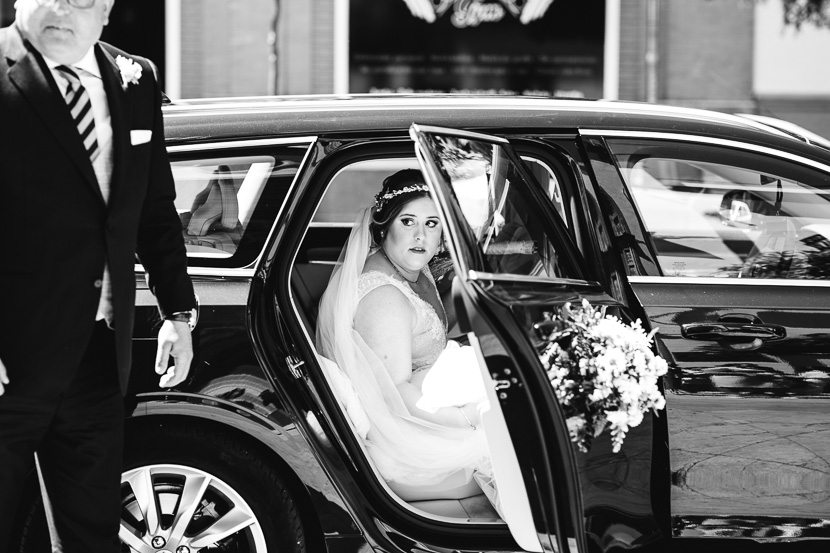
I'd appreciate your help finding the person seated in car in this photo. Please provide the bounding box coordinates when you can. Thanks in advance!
[316,169,499,508]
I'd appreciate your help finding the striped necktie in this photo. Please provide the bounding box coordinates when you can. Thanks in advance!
[56,65,99,162]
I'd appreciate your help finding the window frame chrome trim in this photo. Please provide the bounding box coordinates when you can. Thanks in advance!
[411,123,510,144]
[167,136,317,153]
[628,275,830,287]
[308,222,355,229]
[135,264,256,279]
[243,138,317,271]
[578,129,830,174]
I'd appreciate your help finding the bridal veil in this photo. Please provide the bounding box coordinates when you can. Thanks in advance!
[315,208,491,487]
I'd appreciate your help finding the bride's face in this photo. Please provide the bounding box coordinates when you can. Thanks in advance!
[384,197,442,274]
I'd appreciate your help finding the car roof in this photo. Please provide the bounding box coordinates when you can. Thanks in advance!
[161,94,830,162]
[733,113,830,152]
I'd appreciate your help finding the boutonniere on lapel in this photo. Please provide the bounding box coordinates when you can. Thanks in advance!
[115,55,142,90]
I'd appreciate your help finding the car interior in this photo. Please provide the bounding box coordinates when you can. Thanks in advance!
[288,148,587,529]
[172,156,277,259]
[290,158,504,523]
[180,164,242,252]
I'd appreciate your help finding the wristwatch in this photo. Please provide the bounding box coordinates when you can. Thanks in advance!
[164,296,199,330]
[165,308,198,330]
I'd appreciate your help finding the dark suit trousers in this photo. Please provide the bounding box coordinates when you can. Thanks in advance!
[0,321,124,553]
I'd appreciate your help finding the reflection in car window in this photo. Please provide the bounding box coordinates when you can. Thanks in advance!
[422,134,569,278]
[608,139,830,279]
[522,157,568,227]
[171,147,306,266]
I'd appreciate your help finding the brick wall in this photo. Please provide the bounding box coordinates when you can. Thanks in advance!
[277,0,312,94]
[618,0,648,102]
[660,0,755,110]
[311,0,334,93]
[277,0,334,95]
[181,0,273,98]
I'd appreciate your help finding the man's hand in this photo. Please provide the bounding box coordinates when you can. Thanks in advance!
[0,357,8,396]
[155,320,194,388]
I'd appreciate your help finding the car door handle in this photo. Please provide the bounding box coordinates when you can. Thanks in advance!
[681,322,786,342]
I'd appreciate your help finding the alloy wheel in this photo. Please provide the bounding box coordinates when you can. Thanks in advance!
[119,464,267,552]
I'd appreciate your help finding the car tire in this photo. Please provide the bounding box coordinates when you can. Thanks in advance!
[13,423,307,553]
[120,422,306,553]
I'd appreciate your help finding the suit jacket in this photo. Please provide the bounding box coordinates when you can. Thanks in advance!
[0,25,195,395]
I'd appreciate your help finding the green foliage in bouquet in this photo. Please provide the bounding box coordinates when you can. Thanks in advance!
[540,299,668,453]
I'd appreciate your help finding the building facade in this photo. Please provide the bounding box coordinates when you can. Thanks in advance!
[1,0,828,138]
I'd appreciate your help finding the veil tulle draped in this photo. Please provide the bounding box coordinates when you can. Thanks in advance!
[315,208,491,486]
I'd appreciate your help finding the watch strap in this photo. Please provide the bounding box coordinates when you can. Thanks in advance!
[165,310,196,330]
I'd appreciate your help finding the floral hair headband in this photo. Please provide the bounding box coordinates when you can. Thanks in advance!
[374,184,430,213]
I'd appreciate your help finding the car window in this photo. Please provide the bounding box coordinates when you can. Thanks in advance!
[295,153,577,336]
[314,158,568,228]
[312,158,421,225]
[306,152,578,280]
[607,139,830,279]
[522,157,568,227]
[419,133,578,279]
[174,157,273,258]
[170,145,307,268]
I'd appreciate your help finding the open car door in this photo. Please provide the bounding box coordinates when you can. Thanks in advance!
[410,124,618,553]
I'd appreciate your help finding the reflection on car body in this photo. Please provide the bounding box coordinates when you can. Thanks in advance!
[10,95,830,553]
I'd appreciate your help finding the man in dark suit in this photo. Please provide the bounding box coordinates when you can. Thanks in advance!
[0,0,196,550]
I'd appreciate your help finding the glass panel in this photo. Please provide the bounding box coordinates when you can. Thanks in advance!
[174,156,275,258]
[608,139,830,279]
[523,157,567,227]
[171,148,305,266]
[313,159,420,225]
[422,134,569,278]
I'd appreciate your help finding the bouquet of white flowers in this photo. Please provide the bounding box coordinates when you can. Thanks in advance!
[540,299,668,453]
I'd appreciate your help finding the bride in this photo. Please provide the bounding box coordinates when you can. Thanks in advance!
[316,169,498,507]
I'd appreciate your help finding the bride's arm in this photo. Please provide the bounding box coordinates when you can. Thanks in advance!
[355,286,476,429]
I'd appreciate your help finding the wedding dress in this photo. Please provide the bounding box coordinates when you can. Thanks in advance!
[316,208,499,509]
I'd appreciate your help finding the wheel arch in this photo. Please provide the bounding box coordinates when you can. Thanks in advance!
[126,403,352,550]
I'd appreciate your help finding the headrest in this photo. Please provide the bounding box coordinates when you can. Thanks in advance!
[187,165,239,236]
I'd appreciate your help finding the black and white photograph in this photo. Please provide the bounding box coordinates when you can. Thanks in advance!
[2,1,830,552]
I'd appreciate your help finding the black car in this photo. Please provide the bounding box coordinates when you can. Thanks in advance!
[12,95,830,553]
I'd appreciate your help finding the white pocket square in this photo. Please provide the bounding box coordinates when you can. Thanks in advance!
[130,129,152,145]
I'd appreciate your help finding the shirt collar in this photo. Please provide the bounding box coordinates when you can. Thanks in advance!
[43,46,102,79]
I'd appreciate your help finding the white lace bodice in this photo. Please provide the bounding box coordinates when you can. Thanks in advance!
[358,270,447,372]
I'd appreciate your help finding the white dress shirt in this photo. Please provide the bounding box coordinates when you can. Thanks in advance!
[44,47,115,323]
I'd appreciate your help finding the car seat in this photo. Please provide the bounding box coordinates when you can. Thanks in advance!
[181,165,242,254]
